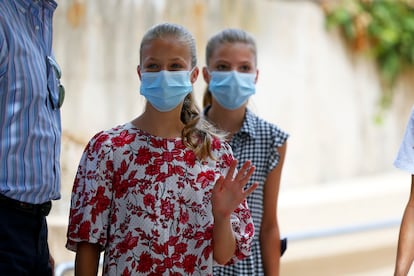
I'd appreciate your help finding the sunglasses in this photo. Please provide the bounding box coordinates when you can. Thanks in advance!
[47,56,65,109]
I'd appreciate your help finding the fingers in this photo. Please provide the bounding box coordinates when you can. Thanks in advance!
[224,159,238,182]
[213,175,224,192]
[233,160,255,186]
[243,182,259,197]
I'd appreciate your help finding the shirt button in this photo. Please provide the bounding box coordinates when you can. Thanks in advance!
[35,26,40,31]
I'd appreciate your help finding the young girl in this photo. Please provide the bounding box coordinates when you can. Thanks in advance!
[202,29,289,275]
[66,23,258,276]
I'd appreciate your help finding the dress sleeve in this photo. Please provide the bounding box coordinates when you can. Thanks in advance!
[66,131,114,252]
[267,126,289,172]
[215,140,256,265]
[226,200,255,265]
[394,107,414,174]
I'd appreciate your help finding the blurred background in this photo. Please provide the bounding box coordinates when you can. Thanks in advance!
[49,0,414,275]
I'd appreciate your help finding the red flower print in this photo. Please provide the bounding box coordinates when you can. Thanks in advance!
[111,130,136,147]
[90,186,110,223]
[69,212,83,227]
[168,164,185,177]
[114,179,131,199]
[183,254,197,274]
[245,222,254,236]
[161,199,175,219]
[155,264,167,275]
[152,242,166,255]
[145,164,160,176]
[162,151,174,162]
[211,137,221,150]
[150,138,167,149]
[171,148,182,157]
[143,194,155,209]
[116,232,138,254]
[196,170,215,189]
[106,160,114,173]
[174,140,186,150]
[174,242,188,255]
[137,252,153,273]
[179,210,189,224]
[155,172,168,183]
[202,244,213,260]
[114,171,138,198]
[92,132,109,153]
[135,147,152,165]
[78,221,91,240]
[194,230,208,249]
[164,257,173,269]
[184,150,196,167]
[117,160,129,175]
[121,268,131,276]
[222,153,234,167]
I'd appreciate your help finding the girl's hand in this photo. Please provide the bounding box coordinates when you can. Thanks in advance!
[211,159,258,219]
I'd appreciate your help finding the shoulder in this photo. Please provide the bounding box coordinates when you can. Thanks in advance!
[245,109,289,142]
[86,124,134,152]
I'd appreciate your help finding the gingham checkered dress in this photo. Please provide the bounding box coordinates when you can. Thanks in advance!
[211,108,289,275]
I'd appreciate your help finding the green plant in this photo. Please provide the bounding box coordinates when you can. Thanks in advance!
[324,0,414,109]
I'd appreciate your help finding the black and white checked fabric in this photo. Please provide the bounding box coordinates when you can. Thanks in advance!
[214,108,289,275]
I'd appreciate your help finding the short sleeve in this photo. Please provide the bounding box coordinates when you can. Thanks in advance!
[394,107,414,174]
[268,126,289,172]
[66,131,114,252]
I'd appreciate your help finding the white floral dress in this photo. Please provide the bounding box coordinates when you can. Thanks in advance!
[66,123,255,276]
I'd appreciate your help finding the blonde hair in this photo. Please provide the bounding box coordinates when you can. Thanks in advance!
[203,28,257,108]
[140,22,225,160]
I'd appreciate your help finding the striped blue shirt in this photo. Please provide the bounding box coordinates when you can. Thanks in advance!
[0,0,61,204]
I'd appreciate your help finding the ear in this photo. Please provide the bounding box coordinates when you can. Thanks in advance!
[190,67,199,84]
[254,69,259,84]
[202,67,211,83]
[137,65,142,80]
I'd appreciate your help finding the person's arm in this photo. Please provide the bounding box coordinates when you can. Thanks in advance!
[75,242,101,276]
[395,175,414,276]
[261,142,287,276]
[49,253,55,275]
[211,159,258,264]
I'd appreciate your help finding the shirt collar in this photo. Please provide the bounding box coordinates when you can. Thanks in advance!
[203,106,257,139]
[237,108,257,139]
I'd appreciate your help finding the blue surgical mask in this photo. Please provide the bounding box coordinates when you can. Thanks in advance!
[208,71,256,110]
[140,70,193,112]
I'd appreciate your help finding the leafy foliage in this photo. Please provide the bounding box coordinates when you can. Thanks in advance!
[324,0,414,108]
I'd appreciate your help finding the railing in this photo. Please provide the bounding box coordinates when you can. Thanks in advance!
[54,218,401,276]
[286,217,401,241]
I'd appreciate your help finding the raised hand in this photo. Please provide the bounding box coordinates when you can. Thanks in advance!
[211,159,258,218]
